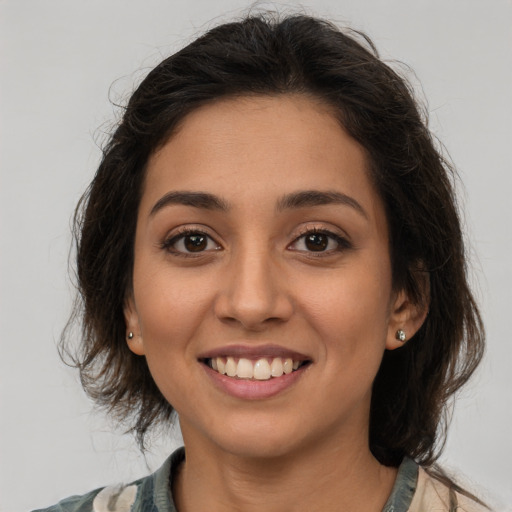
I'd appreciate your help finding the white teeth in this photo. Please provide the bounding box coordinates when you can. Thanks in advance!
[270,358,283,377]
[225,357,237,377]
[236,358,253,378]
[209,356,304,380]
[253,359,271,380]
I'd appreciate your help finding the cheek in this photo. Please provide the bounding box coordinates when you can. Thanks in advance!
[302,263,391,325]
[133,265,216,354]
[298,264,392,363]
[132,270,216,406]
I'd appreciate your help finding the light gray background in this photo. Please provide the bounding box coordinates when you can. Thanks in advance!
[1,1,511,510]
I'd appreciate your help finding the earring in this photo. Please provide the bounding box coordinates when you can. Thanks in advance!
[395,329,406,342]
[127,332,134,340]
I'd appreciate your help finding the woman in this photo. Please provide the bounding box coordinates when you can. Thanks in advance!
[36,13,487,512]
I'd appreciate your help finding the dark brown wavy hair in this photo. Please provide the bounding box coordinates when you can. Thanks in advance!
[63,13,484,469]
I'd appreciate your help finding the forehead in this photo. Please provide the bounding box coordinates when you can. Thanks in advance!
[142,94,384,225]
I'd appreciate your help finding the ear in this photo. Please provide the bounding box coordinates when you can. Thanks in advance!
[124,295,145,356]
[386,283,429,351]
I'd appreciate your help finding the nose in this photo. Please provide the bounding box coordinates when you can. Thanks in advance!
[213,245,294,331]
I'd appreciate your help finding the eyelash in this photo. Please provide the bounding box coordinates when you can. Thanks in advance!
[160,228,220,258]
[160,227,352,258]
[289,228,352,256]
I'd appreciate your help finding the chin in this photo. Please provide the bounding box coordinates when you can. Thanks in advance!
[212,413,325,461]
[180,410,310,461]
[218,431,306,460]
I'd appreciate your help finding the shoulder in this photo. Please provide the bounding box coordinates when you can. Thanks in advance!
[31,482,139,512]
[31,447,184,512]
[409,467,491,512]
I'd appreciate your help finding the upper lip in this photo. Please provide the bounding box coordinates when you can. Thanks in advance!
[197,344,311,361]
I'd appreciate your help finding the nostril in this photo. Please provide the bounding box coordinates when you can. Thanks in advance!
[217,314,286,332]
[212,267,294,329]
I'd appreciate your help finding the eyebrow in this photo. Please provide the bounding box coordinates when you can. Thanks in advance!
[149,189,367,219]
[150,191,230,216]
[276,190,368,219]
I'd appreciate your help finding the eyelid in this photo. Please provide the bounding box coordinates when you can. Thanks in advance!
[288,225,352,254]
[160,225,222,256]
[159,223,352,257]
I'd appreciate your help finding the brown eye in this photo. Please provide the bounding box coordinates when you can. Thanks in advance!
[184,234,208,252]
[164,230,221,255]
[304,233,329,251]
[289,229,351,254]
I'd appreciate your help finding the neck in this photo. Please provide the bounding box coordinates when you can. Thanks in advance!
[173,429,397,512]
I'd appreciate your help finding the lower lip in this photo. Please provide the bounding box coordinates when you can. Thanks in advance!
[202,363,307,400]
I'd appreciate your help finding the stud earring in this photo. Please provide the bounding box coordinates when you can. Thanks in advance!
[395,329,406,342]
[127,332,134,340]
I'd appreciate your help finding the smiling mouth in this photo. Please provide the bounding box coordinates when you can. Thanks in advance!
[203,357,310,381]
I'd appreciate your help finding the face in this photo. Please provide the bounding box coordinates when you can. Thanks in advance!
[125,95,417,459]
